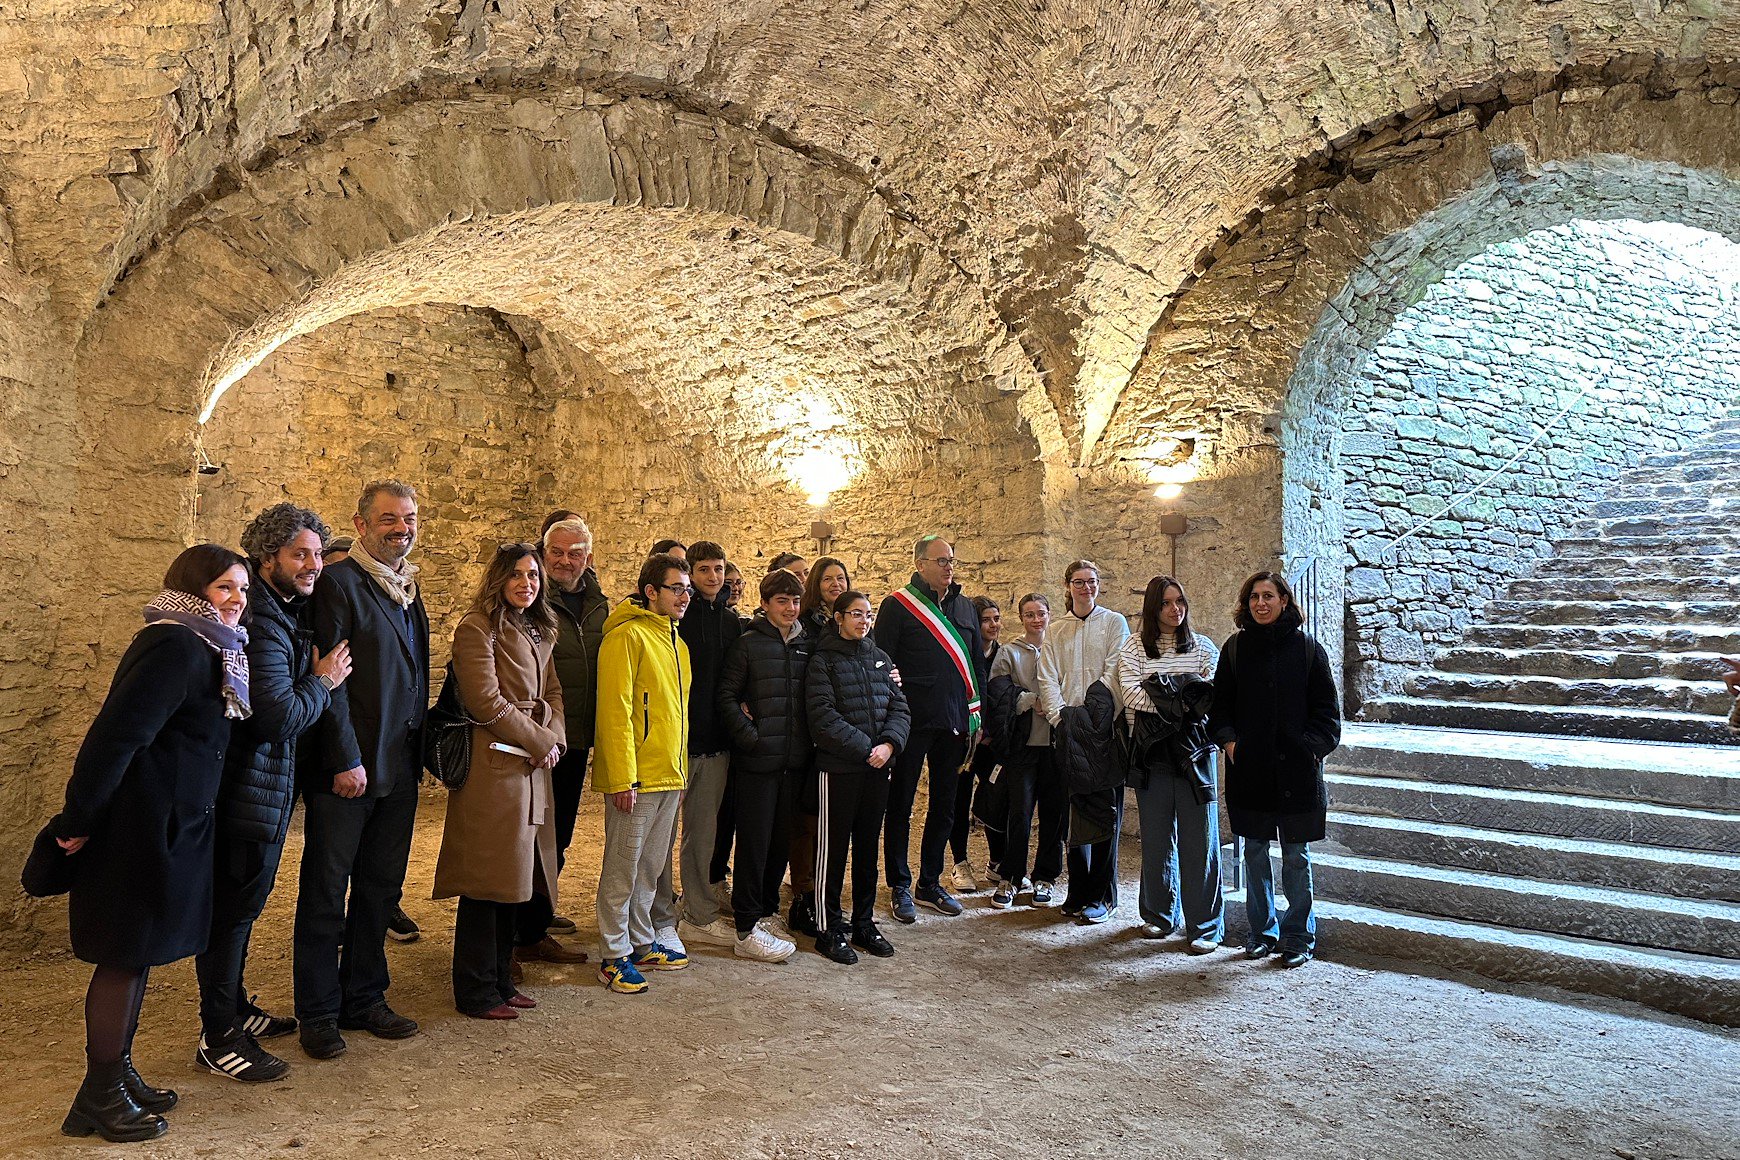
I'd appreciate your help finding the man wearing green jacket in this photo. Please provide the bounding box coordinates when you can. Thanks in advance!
[593,553,694,994]
[513,516,608,964]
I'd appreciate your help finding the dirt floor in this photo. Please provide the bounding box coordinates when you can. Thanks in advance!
[3,787,1736,1159]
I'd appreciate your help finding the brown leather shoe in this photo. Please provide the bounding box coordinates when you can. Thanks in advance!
[503,993,537,1010]
[514,936,589,965]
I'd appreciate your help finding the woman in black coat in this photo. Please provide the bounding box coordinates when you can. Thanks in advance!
[50,544,252,1142]
[1208,570,1341,969]
[806,590,912,964]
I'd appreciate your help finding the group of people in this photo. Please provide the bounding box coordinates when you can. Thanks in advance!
[41,480,1342,1144]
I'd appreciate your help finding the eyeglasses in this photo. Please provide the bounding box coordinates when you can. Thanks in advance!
[924,557,957,567]
[1068,578,1099,589]
[659,584,695,597]
[498,541,537,553]
[840,609,873,621]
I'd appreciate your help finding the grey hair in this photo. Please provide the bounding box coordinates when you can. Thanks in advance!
[241,503,332,563]
[357,479,417,518]
[914,534,950,562]
[542,517,592,548]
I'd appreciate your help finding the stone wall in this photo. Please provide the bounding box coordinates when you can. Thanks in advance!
[1336,220,1740,702]
[196,303,555,666]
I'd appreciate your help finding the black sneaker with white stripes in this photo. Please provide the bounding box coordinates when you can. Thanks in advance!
[196,1032,290,1083]
[238,1001,297,1040]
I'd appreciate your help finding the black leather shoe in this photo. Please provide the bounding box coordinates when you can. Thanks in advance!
[119,1052,177,1114]
[299,1019,347,1060]
[815,932,859,965]
[788,897,820,937]
[851,924,896,958]
[1278,950,1312,969]
[339,1003,420,1040]
[62,1057,167,1143]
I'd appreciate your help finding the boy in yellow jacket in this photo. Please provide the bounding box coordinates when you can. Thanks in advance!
[593,553,694,993]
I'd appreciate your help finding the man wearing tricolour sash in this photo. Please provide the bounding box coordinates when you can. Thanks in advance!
[873,536,989,923]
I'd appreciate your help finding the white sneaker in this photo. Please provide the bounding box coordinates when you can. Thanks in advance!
[760,915,797,943]
[1188,936,1222,955]
[951,861,979,893]
[678,918,737,948]
[734,925,795,962]
[655,925,687,957]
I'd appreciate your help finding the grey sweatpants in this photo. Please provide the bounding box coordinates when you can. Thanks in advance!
[672,752,731,928]
[596,789,682,961]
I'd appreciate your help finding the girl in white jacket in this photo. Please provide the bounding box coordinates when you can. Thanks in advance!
[1036,559,1130,923]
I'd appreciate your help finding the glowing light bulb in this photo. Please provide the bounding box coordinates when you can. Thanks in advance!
[791,446,853,507]
[1155,483,1184,501]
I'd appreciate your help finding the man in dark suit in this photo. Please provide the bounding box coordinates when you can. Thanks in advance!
[293,480,429,1059]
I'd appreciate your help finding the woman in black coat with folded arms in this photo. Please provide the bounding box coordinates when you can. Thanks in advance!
[50,544,252,1142]
[806,590,911,964]
[1208,570,1340,969]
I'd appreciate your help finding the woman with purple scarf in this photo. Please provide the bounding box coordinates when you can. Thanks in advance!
[49,544,252,1143]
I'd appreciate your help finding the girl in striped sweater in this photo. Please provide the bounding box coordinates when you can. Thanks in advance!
[1116,575,1224,953]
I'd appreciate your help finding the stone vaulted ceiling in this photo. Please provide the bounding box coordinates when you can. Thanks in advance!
[3,1,1739,463]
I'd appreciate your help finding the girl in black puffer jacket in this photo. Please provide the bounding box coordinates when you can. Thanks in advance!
[806,591,912,963]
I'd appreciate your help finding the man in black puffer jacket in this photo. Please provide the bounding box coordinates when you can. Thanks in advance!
[195,504,353,1084]
[716,569,813,962]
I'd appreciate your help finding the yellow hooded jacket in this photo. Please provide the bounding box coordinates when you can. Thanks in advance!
[592,598,692,795]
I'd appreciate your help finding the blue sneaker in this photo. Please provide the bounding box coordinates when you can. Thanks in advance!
[1081,902,1110,924]
[598,957,648,994]
[632,942,690,972]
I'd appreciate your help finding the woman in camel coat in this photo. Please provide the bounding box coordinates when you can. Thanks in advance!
[434,543,565,1019]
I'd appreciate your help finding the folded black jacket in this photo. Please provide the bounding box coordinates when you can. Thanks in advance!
[1055,680,1125,847]
[1129,672,1216,805]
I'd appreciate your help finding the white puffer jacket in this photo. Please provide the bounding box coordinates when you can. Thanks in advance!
[1036,604,1131,726]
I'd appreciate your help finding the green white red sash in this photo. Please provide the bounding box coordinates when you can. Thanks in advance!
[891,582,982,732]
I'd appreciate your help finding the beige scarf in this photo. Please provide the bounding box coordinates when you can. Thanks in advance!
[350,540,421,608]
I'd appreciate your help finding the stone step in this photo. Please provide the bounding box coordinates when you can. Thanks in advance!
[1402,671,1729,716]
[1361,695,1740,744]
[1642,445,1740,468]
[1506,576,1740,601]
[1434,646,1733,684]
[1589,495,1738,518]
[1324,770,1739,850]
[1305,850,1740,957]
[1557,533,1740,556]
[1564,514,1740,538]
[1483,598,1740,628]
[1536,554,1740,580]
[1330,723,1740,810]
[1220,897,1740,1025]
[1324,813,1740,902]
[1461,622,1740,653]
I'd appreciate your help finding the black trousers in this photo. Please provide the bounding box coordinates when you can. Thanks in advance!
[949,764,1007,871]
[818,770,891,933]
[453,897,518,1014]
[730,768,797,934]
[1064,791,1125,910]
[1000,746,1067,885]
[292,774,419,1023]
[884,727,968,893]
[194,833,286,1039]
[514,745,589,945]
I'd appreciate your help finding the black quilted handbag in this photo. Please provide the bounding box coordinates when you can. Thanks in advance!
[422,661,475,790]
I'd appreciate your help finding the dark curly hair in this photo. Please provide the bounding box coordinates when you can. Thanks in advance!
[240,503,332,564]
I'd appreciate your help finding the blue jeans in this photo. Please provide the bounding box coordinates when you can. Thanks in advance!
[1243,839,1314,954]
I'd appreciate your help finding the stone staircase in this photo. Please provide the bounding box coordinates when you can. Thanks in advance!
[1367,414,1740,744]
[1232,724,1740,1025]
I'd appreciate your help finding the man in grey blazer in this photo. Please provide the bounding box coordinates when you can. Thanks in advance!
[293,480,429,1059]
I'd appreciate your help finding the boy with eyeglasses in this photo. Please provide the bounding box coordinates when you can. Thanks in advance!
[592,553,694,993]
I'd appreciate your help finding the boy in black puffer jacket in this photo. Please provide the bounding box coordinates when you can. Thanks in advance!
[717,569,815,963]
[806,590,912,963]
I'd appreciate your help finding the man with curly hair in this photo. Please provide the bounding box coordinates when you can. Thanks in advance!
[194,503,353,1084]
